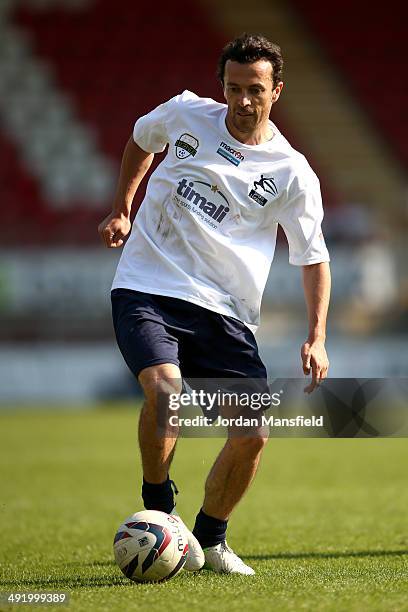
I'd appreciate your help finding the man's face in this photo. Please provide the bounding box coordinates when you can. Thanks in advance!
[223,59,283,136]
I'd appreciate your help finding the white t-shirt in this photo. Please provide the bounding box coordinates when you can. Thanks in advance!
[112,90,330,332]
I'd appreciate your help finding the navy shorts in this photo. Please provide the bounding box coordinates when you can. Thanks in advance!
[111,289,267,381]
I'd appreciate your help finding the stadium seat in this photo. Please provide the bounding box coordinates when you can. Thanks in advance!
[291,0,408,170]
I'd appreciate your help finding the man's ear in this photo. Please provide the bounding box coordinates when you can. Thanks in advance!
[272,81,284,103]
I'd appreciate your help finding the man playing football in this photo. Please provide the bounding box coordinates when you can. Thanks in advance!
[98,33,331,575]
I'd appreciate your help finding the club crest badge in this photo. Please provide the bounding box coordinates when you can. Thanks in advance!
[249,175,278,206]
[175,133,199,159]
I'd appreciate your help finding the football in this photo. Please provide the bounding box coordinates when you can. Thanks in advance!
[113,510,188,583]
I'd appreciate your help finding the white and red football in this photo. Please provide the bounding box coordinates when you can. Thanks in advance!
[113,510,188,583]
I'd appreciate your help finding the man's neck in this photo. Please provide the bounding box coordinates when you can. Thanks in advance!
[225,115,274,145]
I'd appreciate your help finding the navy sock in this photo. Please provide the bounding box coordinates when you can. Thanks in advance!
[141,476,178,514]
[192,509,228,548]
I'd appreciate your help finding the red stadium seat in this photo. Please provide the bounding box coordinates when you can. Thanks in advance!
[291,0,408,170]
[3,0,339,245]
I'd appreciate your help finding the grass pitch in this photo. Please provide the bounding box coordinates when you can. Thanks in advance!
[0,405,407,611]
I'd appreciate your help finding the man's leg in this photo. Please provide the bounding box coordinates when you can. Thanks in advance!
[193,432,268,541]
[138,362,205,571]
[137,363,181,513]
[193,424,269,575]
[138,362,181,484]
[202,435,268,520]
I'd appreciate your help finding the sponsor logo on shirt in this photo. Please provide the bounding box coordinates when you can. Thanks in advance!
[175,133,199,159]
[216,141,244,166]
[174,178,230,228]
[248,175,278,206]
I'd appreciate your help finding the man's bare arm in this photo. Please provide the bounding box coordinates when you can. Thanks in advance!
[301,261,331,393]
[98,138,154,248]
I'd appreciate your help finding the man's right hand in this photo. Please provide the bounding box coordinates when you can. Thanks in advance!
[98,212,131,248]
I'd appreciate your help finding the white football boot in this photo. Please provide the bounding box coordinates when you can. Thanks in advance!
[203,541,255,575]
[171,510,205,571]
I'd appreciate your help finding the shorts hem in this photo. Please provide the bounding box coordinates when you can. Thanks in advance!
[136,358,180,378]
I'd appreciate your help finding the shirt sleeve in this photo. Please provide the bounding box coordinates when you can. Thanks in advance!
[133,95,179,153]
[277,170,330,266]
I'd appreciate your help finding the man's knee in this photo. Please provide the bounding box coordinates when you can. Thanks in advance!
[138,364,183,438]
[228,433,269,456]
[139,363,182,407]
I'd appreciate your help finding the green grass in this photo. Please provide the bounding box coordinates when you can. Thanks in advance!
[0,405,407,611]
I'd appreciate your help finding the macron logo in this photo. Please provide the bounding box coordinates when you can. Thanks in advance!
[216,142,244,166]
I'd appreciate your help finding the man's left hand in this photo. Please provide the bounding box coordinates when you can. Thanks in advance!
[301,340,329,394]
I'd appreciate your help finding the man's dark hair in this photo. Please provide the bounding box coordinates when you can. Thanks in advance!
[217,33,283,87]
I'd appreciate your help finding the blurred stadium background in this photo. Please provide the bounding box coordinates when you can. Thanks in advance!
[0,0,407,405]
